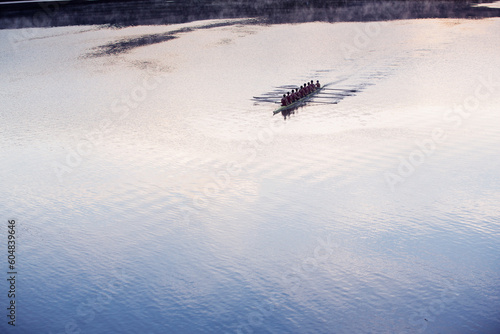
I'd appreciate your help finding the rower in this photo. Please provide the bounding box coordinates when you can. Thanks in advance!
[281,94,287,106]
[286,92,292,105]
[299,85,306,98]
[310,80,315,91]
[316,80,321,89]
[292,88,300,101]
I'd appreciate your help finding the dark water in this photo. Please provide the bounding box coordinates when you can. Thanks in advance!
[1,0,500,29]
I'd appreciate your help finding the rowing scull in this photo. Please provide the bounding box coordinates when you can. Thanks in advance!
[273,86,324,115]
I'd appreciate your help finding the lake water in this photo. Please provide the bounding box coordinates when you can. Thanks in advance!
[0,2,500,333]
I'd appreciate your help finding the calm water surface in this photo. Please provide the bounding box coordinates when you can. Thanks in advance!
[0,8,499,334]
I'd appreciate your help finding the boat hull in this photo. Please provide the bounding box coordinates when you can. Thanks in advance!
[273,86,323,115]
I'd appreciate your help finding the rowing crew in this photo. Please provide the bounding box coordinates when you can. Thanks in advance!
[281,80,321,106]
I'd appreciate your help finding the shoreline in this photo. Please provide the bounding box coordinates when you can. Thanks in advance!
[1,0,500,29]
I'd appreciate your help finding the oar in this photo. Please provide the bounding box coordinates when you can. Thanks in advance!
[316,93,352,96]
[307,101,338,105]
[322,88,357,92]
[317,92,354,96]
[316,96,351,99]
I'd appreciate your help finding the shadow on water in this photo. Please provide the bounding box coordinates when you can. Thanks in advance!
[271,90,344,120]
[86,18,259,57]
[253,76,365,119]
[1,0,500,29]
